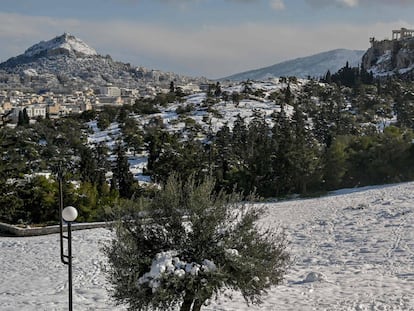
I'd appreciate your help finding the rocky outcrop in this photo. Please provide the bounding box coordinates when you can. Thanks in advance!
[362,37,414,78]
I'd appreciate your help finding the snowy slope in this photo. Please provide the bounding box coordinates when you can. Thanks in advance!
[1,182,413,310]
[223,49,365,81]
[24,33,97,58]
[86,79,302,183]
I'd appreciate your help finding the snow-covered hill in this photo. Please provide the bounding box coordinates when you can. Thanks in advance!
[1,182,413,310]
[223,49,365,81]
[0,33,206,92]
[86,79,303,183]
[23,33,98,58]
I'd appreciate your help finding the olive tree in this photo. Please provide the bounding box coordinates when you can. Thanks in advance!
[104,175,289,311]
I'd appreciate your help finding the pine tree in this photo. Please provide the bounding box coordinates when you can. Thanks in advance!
[104,174,289,311]
[289,100,321,194]
[284,84,293,106]
[79,146,98,183]
[17,111,24,126]
[242,80,253,94]
[245,112,273,195]
[231,114,248,166]
[325,70,332,84]
[113,143,135,198]
[272,104,295,195]
[17,109,30,126]
[213,123,232,183]
[323,136,349,190]
[231,92,240,106]
[214,81,222,97]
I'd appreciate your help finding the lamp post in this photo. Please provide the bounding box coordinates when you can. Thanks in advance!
[60,206,78,311]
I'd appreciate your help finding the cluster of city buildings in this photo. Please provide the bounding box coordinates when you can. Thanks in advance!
[0,83,201,126]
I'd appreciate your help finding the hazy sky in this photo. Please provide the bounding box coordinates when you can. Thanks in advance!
[0,0,413,78]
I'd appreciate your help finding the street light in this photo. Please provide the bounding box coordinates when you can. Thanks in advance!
[62,206,78,222]
[60,205,78,311]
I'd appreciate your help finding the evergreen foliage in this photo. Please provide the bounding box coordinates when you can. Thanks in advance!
[112,143,136,199]
[17,108,30,126]
[327,63,374,88]
[134,99,161,115]
[3,76,414,224]
[0,116,123,224]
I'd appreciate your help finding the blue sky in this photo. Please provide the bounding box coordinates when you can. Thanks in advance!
[0,0,413,78]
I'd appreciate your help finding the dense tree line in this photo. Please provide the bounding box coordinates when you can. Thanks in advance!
[2,73,414,224]
[0,113,137,224]
[322,62,374,88]
[147,76,414,198]
[147,111,414,198]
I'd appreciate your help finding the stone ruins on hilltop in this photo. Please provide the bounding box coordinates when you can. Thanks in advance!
[364,28,414,78]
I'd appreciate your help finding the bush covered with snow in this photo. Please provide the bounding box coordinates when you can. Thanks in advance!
[104,174,289,311]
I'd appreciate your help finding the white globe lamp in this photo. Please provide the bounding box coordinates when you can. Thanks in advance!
[62,206,78,222]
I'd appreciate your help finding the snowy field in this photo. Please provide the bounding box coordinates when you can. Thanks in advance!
[1,182,414,310]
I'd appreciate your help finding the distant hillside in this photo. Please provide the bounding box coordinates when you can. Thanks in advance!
[222,49,365,81]
[0,33,205,92]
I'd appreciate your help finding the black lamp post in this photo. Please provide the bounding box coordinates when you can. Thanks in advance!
[57,163,78,311]
[60,205,78,311]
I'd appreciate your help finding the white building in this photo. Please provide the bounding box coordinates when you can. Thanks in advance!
[11,104,47,121]
[100,86,121,97]
[27,104,47,118]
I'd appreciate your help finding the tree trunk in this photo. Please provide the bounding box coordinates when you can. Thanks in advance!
[192,299,203,311]
[180,292,194,311]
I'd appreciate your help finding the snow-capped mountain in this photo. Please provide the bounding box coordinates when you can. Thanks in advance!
[23,33,98,58]
[222,49,365,81]
[0,33,99,69]
[0,34,206,92]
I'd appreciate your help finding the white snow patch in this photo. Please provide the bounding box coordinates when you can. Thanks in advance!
[23,68,38,76]
[24,33,97,58]
[225,248,240,257]
[136,251,217,292]
[303,272,326,283]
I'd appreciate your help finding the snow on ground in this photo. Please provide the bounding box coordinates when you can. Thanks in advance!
[85,80,298,185]
[1,183,413,310]
[1,182,414,310]
[215,183,414,311]
[87,121,121,149]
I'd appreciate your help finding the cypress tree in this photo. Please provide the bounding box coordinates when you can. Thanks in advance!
[113,143,135,198]
[23,108,30,125]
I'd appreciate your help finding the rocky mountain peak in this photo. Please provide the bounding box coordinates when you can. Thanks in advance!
[23,33,98,58]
